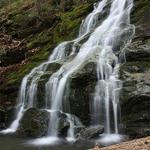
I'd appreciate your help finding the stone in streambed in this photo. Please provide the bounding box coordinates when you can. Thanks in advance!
[17,108,49,138]
[78,125,104,139]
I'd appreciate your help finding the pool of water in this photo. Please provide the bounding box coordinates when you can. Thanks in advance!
[0,135,94,150]
[0,133,127,150]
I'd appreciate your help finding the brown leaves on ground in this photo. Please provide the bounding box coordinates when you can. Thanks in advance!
[91,136,150,150]
[0,33,25,52]
[0,33,39,87]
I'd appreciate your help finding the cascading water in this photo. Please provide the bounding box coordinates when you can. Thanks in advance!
[1,0,135,146]
[79,0,108,36]
[1,0,107,136]
[0,41,72,134]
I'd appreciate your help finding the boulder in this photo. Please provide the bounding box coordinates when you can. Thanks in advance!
[120,40,150,139]
[78,125,104,139]
[57,112,70,137]
[17,108,76,138]
[17,108,49,137]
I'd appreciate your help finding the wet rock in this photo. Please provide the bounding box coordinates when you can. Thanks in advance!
[17,108,49,138]
[67,61,97,125]
[0,106,16,130]
[0,85,17,129]
[36,62,62,108]
[57,112,70,137]
[17,109,74,138]
[78,125,104,139]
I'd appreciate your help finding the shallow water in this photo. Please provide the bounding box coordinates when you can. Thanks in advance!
[0,133,127,150]
[0,135,92,150]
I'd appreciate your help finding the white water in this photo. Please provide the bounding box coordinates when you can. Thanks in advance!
[79,0,108,36]
[31,0,108,142]
[1,0,135,146]
[45,0,135,140]
[90,0,135,141]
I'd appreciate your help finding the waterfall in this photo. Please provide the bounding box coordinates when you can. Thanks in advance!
[1,0,135,145]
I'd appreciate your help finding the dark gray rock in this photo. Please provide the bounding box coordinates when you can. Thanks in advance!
[17,108,74,138]
[56,111,70,137]
[78,125,104,139]
[119,0,150,139]
[65,61,97,125]
[17,108,49,138]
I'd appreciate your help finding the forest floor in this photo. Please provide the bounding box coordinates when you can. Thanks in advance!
[91,136,150,150]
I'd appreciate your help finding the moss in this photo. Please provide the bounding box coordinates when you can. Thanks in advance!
[27,31,53,49]
[0,0,95,112]
[6,44,51,85]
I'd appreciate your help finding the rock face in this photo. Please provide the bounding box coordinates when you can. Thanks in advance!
[68,61,97,125]
[120,0,150,138]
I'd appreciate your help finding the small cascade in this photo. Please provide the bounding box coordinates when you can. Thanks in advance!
[0,41,73,134]
[66,113,83,142]
[1,0,135,146]
[90,0,135,143]
[66,114,76,142]
[79,0,108,36]
[1,0,107,135]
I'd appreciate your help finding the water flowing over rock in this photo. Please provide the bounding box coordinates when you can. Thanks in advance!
[17,108,49,138]
[1,0,149,146]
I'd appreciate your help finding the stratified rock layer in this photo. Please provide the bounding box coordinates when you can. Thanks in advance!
[120,0,150,138]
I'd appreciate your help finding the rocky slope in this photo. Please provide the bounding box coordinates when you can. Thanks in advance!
[0,0,150,140]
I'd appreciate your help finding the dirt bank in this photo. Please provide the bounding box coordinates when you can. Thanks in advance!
[91,136,150,150]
